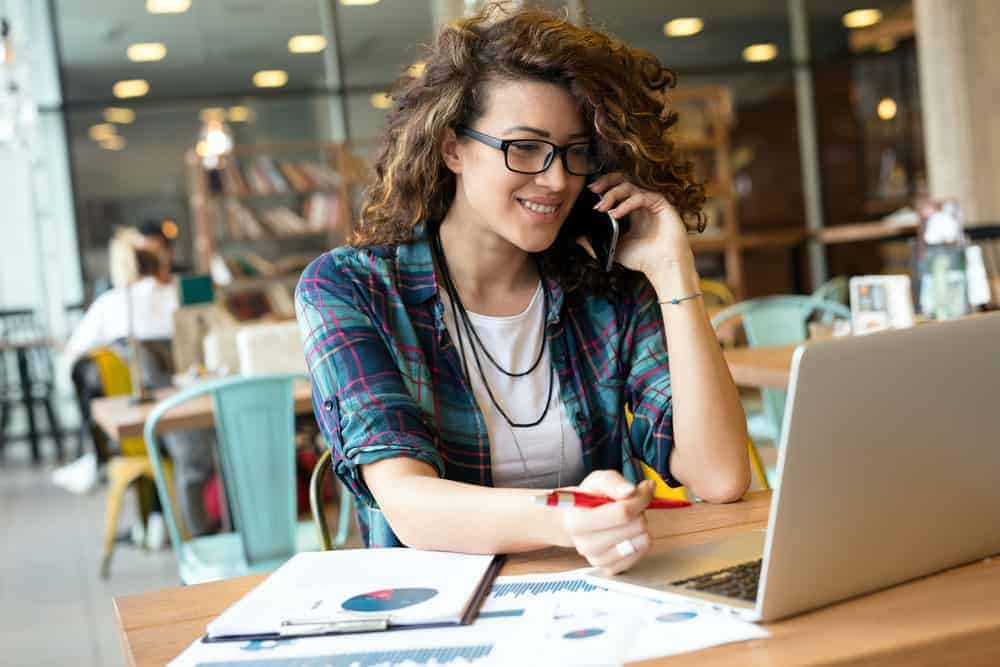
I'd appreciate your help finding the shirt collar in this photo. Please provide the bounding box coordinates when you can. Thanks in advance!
[396,221,565,324]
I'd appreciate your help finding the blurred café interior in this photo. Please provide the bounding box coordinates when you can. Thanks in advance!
[1,1,998,665]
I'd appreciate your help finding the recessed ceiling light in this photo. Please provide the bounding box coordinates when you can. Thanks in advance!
[742,43,778,63]
[146,0,191,14]
[103,107,136,124]
[227,106,252,123]
[370,92,392,110]
[407,61,426,78]
[877,97,897,120]
[127,42,167,63]
[340,0,380,6]
[288,34,327,54]
[842,9,883,29]
[252,70,288,88]
[199,107,226,122]
[663,18,704,38]
[100,135,127,151]
[113,79,150,98]
[88,123,117,142]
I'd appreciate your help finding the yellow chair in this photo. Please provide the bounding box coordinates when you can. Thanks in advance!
[309,448,354,550]
[90,347,178,578]
[625,405,769,502]
[699,279,736,308]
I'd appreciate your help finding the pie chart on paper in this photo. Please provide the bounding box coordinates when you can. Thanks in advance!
[341,587,439,612]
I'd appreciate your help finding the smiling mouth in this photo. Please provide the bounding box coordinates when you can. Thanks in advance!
[517,198,560,215]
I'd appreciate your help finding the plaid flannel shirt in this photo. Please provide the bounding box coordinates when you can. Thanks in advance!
[296,222,677,547]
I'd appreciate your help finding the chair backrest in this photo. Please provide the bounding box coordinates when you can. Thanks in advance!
[89,348,133,396]
[310,449,335,551]
[711,296,851,446]
[699,279,736,307]
[811,275,849,305]
[143,374,305,567]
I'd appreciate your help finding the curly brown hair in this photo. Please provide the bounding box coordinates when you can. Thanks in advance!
[351,3,705,295]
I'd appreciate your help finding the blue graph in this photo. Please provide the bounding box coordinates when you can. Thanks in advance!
[656,611,698,623]
[342,588,438,612]
[491,579,604,599]
[197,644,493,667]
[562,628,605,640]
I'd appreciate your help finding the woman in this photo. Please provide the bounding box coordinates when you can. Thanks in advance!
[297,5,749,574]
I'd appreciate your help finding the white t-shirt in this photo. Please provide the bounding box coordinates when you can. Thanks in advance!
[440,283,585,489]
[63,276,179,368]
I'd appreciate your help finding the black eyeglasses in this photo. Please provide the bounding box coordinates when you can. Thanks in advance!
[456,126,602,176]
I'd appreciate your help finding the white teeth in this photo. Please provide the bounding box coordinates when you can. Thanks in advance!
[519,199,558,214]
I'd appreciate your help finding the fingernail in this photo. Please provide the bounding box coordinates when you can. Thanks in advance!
[643,480,655,493]
[592,198,602,209]
[632,533,650,550]
[587,182,598,191]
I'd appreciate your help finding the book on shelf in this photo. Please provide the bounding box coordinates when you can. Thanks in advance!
[303,192,342,232]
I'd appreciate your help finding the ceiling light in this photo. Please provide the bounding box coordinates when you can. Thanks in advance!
[227,106,252,122]
[113,79,150,98]
[742,43,778,63]
[370,92,392,110]
[842,9,883,29]
[199,107,226,122]
[103,107,136,124]
[146,0,190,14]
[340,0,380,5]
[88,123,117,142]
[663,18,704,38]
[126,42,167,62]
[407,61,426,78]
[253,70,288,88]
[288,34,327,54]
[877,97,897,120]
[100,135,127,151]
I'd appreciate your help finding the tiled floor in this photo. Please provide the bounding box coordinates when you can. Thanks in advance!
[1,444,178,667]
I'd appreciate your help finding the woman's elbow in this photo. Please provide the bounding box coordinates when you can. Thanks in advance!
[694,468,751,503]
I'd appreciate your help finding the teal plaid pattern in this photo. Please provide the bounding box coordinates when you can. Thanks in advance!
[296,222,677,547]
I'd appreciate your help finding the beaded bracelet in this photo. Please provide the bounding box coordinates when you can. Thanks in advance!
[658,292,703,306]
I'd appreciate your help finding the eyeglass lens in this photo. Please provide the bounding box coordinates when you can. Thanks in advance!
[506,140,600,175]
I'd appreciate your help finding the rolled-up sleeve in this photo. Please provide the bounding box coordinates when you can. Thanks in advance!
[295,254,444,507]
[623,277,680,488]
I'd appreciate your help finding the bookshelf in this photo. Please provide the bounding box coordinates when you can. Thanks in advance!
[186,142,369,283]
[671,86,806,299]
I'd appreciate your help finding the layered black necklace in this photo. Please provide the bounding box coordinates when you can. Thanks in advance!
[430,223,555,429]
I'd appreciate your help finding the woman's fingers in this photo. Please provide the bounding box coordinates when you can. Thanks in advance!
[564,479,655,534]
[572,513,649,561]
[593,181,636,212]
[587,172,626,193]
[589,531,652,575]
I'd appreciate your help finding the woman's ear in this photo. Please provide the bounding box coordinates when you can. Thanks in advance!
[440,127,463,174]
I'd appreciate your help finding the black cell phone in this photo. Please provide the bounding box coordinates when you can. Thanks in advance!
[564,179,631,272]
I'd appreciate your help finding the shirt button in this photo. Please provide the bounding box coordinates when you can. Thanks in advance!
[323,399,335,412]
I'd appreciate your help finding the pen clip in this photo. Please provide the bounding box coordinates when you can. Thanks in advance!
[279,613,390,636]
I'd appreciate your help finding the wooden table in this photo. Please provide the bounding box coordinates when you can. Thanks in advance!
[91,349,795,441]
[91,381,314,440]
[722,344,796,389]
[113,491,1000,666]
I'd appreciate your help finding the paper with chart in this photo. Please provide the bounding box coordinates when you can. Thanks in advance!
[176,568,769,666]
[206,549,496,638]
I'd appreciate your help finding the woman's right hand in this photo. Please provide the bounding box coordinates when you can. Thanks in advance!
[557,470,655,575]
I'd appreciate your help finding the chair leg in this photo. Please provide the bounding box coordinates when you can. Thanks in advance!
[42,396,64,462]
[0,400,9,459]
[334,482,353,547]
[100,459,151,578]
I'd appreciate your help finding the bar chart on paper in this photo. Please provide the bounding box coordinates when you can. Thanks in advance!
[196,644,495,667]
[490,578,604,599]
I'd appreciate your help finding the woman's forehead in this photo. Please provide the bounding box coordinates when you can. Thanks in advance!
[478,79,587,137]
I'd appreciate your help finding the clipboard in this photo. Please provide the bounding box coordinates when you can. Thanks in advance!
[203,550,506,642]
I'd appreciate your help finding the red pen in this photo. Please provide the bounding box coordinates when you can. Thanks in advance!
[530,490,691,509]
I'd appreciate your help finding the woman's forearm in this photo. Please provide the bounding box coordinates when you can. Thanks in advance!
[362,457,571,553]
[647,251,751,502]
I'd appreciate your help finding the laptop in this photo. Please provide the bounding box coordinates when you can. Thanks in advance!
[590,312,1000,622]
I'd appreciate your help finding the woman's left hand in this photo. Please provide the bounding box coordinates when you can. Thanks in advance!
[586,173,692,276]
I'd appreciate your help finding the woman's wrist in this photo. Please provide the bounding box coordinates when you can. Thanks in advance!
[645,247,700,299]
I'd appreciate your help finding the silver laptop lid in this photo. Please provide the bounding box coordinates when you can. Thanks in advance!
[757,313,1000,622]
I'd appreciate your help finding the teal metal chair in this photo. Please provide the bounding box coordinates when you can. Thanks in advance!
[143,374,320,584]
[309,448,354,550]
[711,296,852,457]
[812,276,849,308]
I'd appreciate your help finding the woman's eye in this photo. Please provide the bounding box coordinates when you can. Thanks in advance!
[510,142,543,154]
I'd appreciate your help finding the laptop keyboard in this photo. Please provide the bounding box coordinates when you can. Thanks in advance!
[670,558,762,602]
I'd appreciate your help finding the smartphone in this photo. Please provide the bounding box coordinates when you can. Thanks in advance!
[564,179,631,272]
